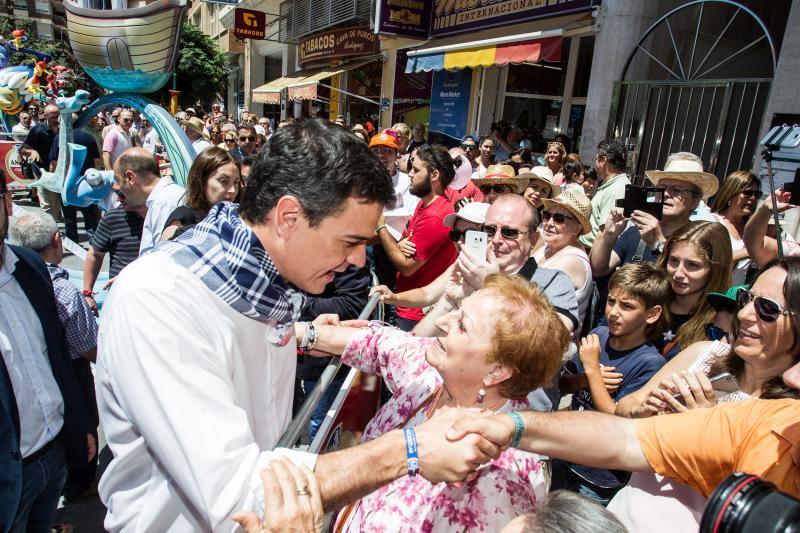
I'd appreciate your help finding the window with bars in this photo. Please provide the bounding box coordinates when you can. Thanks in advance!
[279,0,371,42]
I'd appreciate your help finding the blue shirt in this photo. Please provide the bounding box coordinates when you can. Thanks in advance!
[47,264,98,359]
[613,225,659,266]
[566,326,665,488]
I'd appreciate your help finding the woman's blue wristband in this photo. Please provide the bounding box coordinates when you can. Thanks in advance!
[403,427,419,478]
[508,411,525,448]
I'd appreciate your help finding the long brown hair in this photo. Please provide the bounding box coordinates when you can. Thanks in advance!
[185,147,242,214]
[656,221,732,350]
[711,170,760,215]
[708,256,800,399]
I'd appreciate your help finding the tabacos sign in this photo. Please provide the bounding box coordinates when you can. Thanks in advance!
[298,26,378,67]
[233,8,266,39]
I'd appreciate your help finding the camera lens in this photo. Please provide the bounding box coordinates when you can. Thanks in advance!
[700,472,800,533]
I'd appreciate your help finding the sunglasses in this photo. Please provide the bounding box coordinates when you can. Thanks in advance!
[541,210,574,224]
[704,323,728,341]
[480,224,528,239]
[121,118,133,123]
[371,147,395,156]
[739,189,762,199]
[225,137,236,143]
[461,143,477,151]
[239,136,256,142]
[479,184,514,195]
[736,288,794,323]
[449,229,466,242]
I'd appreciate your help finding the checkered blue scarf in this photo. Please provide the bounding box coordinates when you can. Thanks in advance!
[159,202,304,345]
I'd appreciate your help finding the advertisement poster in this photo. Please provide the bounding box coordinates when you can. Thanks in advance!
[430,0,595,37]
[374,0,429,39]
[298,26,378,67]
[428,69,471,139]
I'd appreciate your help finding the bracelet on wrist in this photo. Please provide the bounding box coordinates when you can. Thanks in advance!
[306,322,318,351]
[403,427,419,478]
[507,411,525,448]
[82,289,94,298]
[376,224,388,234]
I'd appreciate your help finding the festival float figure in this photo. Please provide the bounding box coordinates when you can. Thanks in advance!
[0,32,53,130]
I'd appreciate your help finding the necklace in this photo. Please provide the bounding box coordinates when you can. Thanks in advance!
[423,385,507,419]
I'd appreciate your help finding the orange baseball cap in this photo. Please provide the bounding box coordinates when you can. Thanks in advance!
[368,132,397,150]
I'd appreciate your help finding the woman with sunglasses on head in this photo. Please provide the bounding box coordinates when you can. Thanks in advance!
[544,141,567,186]
[533,189,594,331]
[160,147,243,241]
[711,171,762,284]
[605,257,800,533]
[653,221,733,360]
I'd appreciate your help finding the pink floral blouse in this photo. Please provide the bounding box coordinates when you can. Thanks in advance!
[335,325,547,532]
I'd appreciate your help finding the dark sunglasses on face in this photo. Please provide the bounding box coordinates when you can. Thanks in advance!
[239,136,256,142]
[736,288,794,323]
[225,137,236,143]
[541,210,573,224]
[461,143,477,151]
[480,224,528,239]
[479,184,513,195]
[704,323,728,341]
[449,229,466,242]
[739,189,762,199]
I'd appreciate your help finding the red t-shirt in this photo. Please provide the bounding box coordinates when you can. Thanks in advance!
[443,180,484,206]
[395,196,458,320]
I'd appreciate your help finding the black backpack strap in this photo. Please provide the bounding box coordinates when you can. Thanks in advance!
[631,237,648,263]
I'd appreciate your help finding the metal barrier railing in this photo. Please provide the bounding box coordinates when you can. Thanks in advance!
[277,291,383,449]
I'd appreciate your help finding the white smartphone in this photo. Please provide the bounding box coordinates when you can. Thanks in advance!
[671,372,741,404]
[464,230,488,260]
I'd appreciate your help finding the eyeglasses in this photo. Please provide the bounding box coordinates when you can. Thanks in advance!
[479,184,514,195]
[371,147,395,156]
[239,136,256,142]
[480,224,528,239]
[448,229,466,242]
[664,185,700,198]
[736,288,794,323]
[461,143,477,151]
[739,189,762,199]
[704,323,728,341]
[225,137,237,143]
[541,210,574,224]
[121,118,133,123]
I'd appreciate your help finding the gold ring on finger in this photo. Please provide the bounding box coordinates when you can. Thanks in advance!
[296,486,310,496]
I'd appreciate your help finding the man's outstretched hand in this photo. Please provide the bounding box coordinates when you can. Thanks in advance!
[413,408,505,484]
[445,412,516,450]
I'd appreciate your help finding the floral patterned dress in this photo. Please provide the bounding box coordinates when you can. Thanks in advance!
[335,325,547,533]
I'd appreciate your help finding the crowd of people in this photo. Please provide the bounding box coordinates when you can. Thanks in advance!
[1,101,799,533]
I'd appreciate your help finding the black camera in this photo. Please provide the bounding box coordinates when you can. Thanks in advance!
[615,184,665,219]
[700,472,800,532]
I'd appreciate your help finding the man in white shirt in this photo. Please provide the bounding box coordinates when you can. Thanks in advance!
[11,112,31,141]
[111,147,185,255]
[102,109,134,170]
[183,117,213,155]
[96,119,501,532]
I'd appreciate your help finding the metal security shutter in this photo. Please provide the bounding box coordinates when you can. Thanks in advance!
[279,0,369,42]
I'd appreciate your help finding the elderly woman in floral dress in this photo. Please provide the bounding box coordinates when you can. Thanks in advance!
[295,273,569,532]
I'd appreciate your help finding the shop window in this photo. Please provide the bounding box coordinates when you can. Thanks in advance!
[505,38,570,97]
[572,35,595,98]
[502,96,562,150]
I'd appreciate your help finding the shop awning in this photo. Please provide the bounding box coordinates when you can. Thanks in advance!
[252,59,377,104]
[405,30,563,73]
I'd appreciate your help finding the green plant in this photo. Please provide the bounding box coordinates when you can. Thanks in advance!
[149,22,229,109]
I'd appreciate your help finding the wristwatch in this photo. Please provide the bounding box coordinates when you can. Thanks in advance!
[652,240,666,257]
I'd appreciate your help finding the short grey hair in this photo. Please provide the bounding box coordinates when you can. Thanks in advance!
[515,491,628,533]
[9,211,58,251]
[665,151,703,167]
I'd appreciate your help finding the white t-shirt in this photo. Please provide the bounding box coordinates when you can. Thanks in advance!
[192,138,213,155]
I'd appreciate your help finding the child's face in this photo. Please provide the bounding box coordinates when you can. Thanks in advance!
[666,241,711,298]
[605,288,659,338]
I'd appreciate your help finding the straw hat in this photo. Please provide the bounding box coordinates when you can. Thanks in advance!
[183,117,210,140]
[472,164,528,194]
[518,165,560,198]
[542,188,592,235]
[645,159,719,198]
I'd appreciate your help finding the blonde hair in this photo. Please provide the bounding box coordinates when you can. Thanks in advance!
[482,273,570,399]
[391,123,411,139]
[656,221,732,350]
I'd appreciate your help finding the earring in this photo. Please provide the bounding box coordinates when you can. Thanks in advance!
[476,388,486,403]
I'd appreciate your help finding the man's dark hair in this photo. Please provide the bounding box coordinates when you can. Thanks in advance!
[596,139,626,171]
[415,144,455,188]
[240,118,395,226]
[238,124,257,137]
[116,150,159,177]
[0,169,7,194]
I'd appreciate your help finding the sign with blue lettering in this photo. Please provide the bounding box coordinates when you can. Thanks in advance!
[428,69,471,139]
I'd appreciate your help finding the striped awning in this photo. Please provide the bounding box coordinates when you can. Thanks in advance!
[405,36,562,73]
[252,59,376,104]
